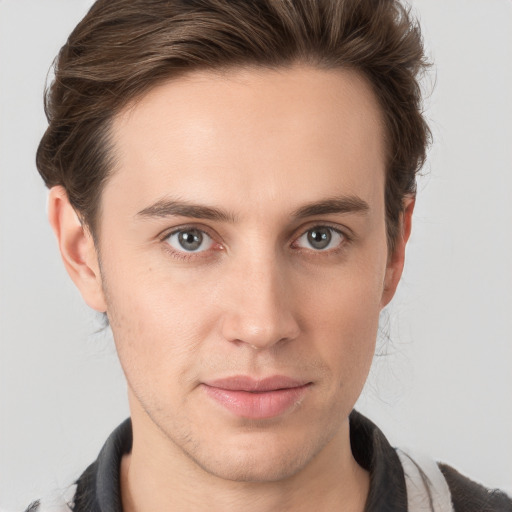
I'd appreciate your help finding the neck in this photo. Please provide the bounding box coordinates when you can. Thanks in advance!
[120,414,369,512]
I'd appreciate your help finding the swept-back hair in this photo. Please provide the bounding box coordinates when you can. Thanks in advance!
[37,0,430,251]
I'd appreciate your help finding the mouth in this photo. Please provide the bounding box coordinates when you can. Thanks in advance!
[201,375,312,419]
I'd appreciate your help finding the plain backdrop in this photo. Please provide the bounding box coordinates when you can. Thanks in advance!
[1,0,511,509]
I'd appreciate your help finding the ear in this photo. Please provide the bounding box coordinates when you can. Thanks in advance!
[380,196,415,308]
[47,186,107,312]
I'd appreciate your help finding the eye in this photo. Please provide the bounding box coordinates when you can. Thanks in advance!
[294,226,345,251]
[165,228,214,253]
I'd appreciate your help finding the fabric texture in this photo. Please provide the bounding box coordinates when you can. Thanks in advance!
[25,411,512,512]
[396,448,454,512]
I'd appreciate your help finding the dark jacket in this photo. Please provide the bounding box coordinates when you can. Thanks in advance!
[25,411,512,512]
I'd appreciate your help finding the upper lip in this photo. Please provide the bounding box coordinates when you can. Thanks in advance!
[203,375,311,392]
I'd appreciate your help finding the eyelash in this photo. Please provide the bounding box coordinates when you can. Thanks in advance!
[161,225,220,261]
[160,224,351,261]
[291,225,349,256]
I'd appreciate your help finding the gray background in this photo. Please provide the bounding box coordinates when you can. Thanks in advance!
[1,0,511,509]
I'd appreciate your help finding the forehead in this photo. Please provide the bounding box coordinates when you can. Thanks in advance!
[106,64,385,219]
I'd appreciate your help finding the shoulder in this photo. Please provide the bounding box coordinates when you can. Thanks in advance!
[439,463,512,512]
[23,500,72,512]
[22,484,77,512]
[22,418,131,512]
[396,446,511,512]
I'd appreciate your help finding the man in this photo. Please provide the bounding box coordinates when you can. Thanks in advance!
[26,0,512,511]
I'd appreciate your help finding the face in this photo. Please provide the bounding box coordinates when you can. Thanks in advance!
[62,64,408,482]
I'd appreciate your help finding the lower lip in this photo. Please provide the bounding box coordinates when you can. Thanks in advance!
[202,384,310,419]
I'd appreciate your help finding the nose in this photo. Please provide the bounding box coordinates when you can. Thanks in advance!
[219,255,301,350]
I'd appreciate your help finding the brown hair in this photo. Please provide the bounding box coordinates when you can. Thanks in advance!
[36,0,431,251]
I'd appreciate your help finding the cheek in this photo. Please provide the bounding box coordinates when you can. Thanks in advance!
[102,258,218,390]
[298,254,387,383]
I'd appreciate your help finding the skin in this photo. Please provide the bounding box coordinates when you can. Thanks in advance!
[48,64,414,512]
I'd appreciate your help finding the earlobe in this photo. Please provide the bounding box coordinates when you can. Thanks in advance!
[47,186,107,312]
[381,196,415,308]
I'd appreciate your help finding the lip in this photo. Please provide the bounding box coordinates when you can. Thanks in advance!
[202,375,312,419]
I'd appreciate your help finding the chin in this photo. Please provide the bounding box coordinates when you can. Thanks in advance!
[193,446,312,483]
[182,423,338,483]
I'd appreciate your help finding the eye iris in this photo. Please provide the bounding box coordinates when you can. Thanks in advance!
[307,228,331,250]
[178,229,203,251]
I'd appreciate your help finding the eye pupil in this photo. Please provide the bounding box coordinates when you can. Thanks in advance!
[307,228,332,249]
[178,229,203,251]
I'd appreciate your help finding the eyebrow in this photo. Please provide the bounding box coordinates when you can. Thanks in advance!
[291,196,370,218]
[136,194,370,222]
[136,198,237,222]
